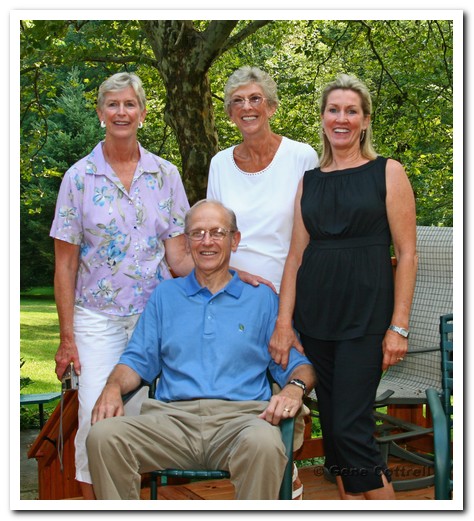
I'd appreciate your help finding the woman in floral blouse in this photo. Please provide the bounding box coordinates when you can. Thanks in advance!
[50,72,193,499]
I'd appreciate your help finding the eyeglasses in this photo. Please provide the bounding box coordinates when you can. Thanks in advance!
[186,228,235,241]
[229,95,266,109]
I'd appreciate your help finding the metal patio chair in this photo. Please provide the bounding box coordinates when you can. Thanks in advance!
[374,226,453,490]
[426,313,453,499]
[124,373,296,500]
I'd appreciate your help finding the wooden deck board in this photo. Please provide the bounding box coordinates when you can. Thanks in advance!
[140,462,435,501]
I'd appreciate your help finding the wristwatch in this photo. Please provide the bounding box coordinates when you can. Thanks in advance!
[388,324,409,338]
[288,378,307,395]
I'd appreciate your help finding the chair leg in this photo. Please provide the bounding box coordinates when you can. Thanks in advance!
[150,472,158,500]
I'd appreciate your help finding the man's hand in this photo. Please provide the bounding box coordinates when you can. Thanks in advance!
[90,365,142,425]
[258,385,303,426]
[90,383,125,425]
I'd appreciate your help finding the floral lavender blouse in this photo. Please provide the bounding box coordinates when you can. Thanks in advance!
[50,141,190,317]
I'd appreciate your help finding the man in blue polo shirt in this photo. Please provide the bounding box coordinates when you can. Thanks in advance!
[87,199,316,500]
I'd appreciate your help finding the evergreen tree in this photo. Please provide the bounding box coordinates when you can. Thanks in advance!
[20,68,103,289]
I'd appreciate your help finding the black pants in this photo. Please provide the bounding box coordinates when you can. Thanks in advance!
[301,333,391,494]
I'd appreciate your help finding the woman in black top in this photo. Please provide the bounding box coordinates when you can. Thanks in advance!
[270,74,417,499]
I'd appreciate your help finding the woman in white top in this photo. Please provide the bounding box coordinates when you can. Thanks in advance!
[207,66,318,293]
[207,66,318,498]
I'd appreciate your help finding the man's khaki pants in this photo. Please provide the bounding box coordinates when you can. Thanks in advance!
[87,398,287,500]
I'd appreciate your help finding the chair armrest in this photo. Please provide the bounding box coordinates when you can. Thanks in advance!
[122,379,150,404]
[426,388,451,499]
[279,417,295,500]
[279,417,295,456]
[374,389,395,406]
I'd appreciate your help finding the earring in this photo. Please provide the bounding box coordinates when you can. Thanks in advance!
[100,121,106,129]
[360,130,366,142]
[138,122,143,129]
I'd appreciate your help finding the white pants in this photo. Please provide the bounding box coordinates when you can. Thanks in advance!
[74,306,140,483]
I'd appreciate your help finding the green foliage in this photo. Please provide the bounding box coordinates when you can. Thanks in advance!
[209,19,453,226]
[20,68,105,289]
[20,177,58,289]
[41,68,105,171]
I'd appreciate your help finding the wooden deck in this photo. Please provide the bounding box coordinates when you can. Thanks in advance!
[29,392,437,501]
[138,460,434,501]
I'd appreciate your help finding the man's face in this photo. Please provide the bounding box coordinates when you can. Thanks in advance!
[186,203,240,276]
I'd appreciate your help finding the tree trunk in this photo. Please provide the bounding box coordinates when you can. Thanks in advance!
[140,20,271,203]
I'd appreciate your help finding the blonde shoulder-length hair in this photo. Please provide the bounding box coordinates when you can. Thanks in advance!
[319,74,377,169]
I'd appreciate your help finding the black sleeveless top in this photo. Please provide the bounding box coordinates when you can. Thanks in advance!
[294,156,394,341]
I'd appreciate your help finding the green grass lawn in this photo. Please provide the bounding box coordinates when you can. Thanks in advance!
[20,287,60,394]
[20,287,61,428]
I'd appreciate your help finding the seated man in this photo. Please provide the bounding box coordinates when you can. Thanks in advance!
[87,199,316,500]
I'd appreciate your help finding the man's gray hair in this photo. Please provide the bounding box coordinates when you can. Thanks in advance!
[185,199,238,233]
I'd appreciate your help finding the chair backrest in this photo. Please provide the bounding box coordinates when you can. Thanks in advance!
[376,226,453,403]
[407,226,453,354]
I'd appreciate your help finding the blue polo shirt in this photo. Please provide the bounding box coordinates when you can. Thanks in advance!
[119,270,310,402]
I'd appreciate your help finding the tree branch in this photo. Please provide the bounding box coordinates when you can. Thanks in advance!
[196,20,239,70]
[81,54,158,68]
[220,20,273,53]
[197,20,272,72]
[357,20,427,129]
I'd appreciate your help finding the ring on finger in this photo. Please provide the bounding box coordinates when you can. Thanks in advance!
[284,408,290,412]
